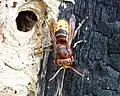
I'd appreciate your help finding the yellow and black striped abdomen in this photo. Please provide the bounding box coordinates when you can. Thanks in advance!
[55,29,68,43]
[54,19,70,43]
[54,19,69,32]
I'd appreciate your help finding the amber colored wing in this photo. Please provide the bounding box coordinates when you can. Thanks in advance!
[48,18,57,53]
[69,15,88,47]
[68,14,76,46]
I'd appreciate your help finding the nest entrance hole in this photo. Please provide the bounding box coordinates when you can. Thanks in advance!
[16,11,38,32]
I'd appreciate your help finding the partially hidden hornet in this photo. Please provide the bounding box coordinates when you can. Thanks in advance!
[49,14,88,81]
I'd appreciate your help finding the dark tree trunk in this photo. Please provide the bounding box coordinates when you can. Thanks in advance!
[38,0,120,96]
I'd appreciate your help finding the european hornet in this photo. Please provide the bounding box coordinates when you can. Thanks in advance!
[48,14,88,81]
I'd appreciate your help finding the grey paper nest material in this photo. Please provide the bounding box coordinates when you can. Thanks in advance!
[0,0,62,95]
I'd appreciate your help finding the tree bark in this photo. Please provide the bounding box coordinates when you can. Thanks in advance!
[38,0,120,96]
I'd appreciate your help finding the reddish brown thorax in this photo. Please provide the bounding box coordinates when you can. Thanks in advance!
[54,43,73,67]
[56,44,72,59]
